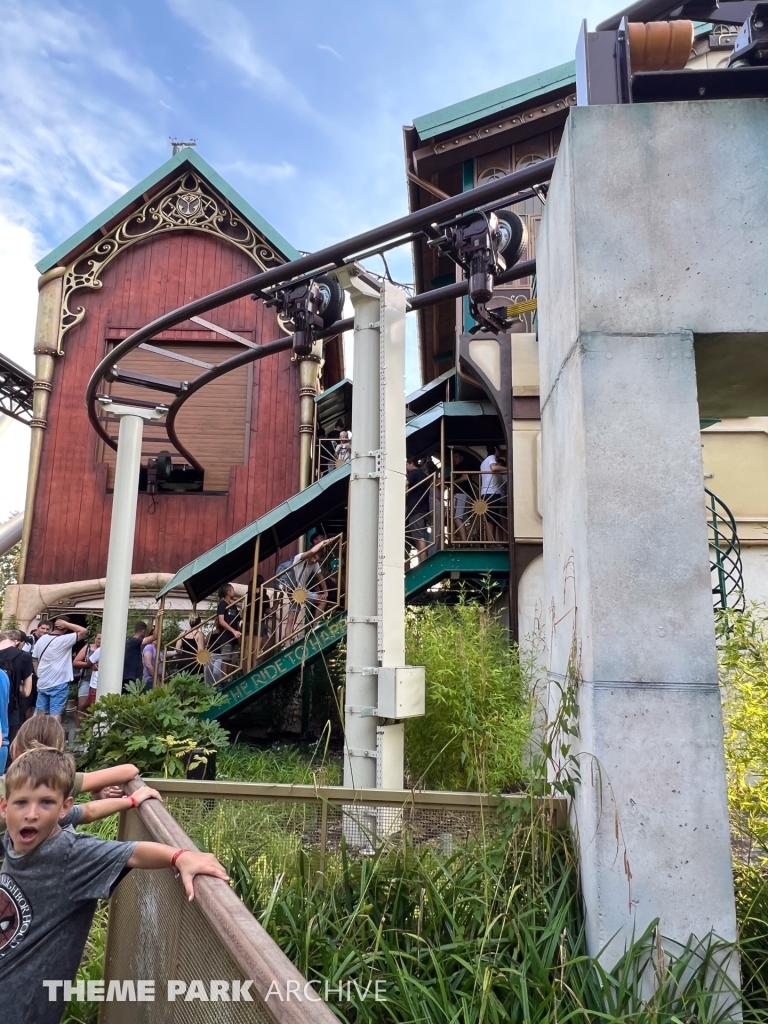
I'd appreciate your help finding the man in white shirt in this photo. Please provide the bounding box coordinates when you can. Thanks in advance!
[32,619,87,720]
[479,445,507,543]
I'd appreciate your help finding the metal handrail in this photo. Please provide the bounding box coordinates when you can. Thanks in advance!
[159,593,248,688]
[448,469,508,546]
[405,471,438,566]
[314,437,350,479]
[85,154,554,461]
[253,535,345,665]
[706,487,745,611]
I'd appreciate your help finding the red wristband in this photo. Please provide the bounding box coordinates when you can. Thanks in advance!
[171,849,186,868]
[128,795,137,808]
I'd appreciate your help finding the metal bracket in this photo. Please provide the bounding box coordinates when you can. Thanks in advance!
[347,666,379,676]
[354,321,380,332]
[347,747,377,759]
[347,615,380,624]
[344,705,378,717]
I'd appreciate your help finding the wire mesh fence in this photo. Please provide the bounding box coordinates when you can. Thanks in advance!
[150,779,566,887]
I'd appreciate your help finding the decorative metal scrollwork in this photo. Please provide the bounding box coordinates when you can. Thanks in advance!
[57,171,287,350]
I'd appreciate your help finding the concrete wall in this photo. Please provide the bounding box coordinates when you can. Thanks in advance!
[536,100,758,960]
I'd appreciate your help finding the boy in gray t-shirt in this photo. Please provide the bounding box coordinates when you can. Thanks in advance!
[0,748,228,1024]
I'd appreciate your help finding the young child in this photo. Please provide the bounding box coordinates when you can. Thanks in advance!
[0,717,148,837]
[0,747,227,1024]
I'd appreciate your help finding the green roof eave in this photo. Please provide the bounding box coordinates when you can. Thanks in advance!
[36,147,300,274]
[413,61,576,142]
[157,462,351,602]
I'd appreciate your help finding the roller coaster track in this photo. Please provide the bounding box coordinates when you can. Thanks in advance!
[84,158,555,468]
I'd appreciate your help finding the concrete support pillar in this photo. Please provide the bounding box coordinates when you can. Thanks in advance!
[537,103,742,961]
[97,402,165,697]
[18,267,65,583]
[344,277,381,789]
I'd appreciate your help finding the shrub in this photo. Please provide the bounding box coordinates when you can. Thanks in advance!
[404,598,529,792]
[77,674,228,777]
[718,605,768,859]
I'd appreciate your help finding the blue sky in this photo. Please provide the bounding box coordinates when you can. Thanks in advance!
[0,0,619,519]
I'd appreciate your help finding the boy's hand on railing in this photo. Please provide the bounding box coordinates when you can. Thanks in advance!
[174,851,230,901]
[132,785,163,807]
[96,785,125,800]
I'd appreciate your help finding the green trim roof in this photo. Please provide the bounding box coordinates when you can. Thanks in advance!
[157,462,351,601]
[36,147,300,274]
[413,61,576,142]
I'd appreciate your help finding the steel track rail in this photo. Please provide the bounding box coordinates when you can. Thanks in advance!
[86,156,553,457]
[164,258,537,467]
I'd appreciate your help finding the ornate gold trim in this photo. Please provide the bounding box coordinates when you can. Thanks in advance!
[58,170,286,351]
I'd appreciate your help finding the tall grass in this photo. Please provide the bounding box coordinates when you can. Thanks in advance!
[404,599,529,792]
[227,798,750,1023]
[217,738,341,786]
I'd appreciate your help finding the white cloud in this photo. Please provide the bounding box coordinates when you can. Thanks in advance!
[165,0,315,117]
[0,212,38,522]
[221,159,297,183]
[316,43,342,61]
[0,0,168,247]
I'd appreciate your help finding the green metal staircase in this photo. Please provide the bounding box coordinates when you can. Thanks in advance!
[206,547,510,720]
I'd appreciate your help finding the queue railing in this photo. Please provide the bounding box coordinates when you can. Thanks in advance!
[158,593,248,689]
[405,471,439,567]
[314,437,350,479]
[448,470,508,546]
[252,535,345,665]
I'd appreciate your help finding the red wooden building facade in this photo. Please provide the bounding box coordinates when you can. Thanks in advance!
[11,149,337,622]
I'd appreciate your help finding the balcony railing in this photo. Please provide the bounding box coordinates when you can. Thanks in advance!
[314,436,350,479]
[252,535,345,664]
[157,536,345,688]
[447,470,508,546]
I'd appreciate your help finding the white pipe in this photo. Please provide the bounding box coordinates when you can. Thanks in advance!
[344,277,382,789]
[98,413,147,697]
[0,511,23,557]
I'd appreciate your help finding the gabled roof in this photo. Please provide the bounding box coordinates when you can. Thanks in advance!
[36,147,300,274]
[413,61,576,142]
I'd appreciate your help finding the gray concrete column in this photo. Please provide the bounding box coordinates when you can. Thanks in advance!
[537,102,741,961]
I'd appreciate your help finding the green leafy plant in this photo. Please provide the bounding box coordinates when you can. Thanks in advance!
[718,605,768,860]
[60,906,107,1024]
[77,674,228,777]
[404,596,529,792]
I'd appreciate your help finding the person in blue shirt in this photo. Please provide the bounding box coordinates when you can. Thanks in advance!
[0,666,11,774]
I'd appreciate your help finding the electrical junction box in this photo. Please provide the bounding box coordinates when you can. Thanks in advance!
[377,666,425,719]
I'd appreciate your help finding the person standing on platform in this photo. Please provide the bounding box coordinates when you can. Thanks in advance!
[479,445,506,543]
[0,631,34,745]
[32,619,87,721]
[121,621,155,692]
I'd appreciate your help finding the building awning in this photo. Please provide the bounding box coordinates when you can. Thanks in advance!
[314,378,352,433]
[157,463,351,603]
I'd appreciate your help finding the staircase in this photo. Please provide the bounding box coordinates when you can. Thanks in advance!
[205,546,510,720]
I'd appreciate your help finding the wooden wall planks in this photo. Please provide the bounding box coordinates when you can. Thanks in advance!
[25,231,301,587]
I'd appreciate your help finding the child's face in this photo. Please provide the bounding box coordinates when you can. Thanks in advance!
[0,782,73,854]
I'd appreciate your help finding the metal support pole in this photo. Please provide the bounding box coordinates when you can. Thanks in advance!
[97,401,166,698]
[246,534,260,673]
[343,275,381,790]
